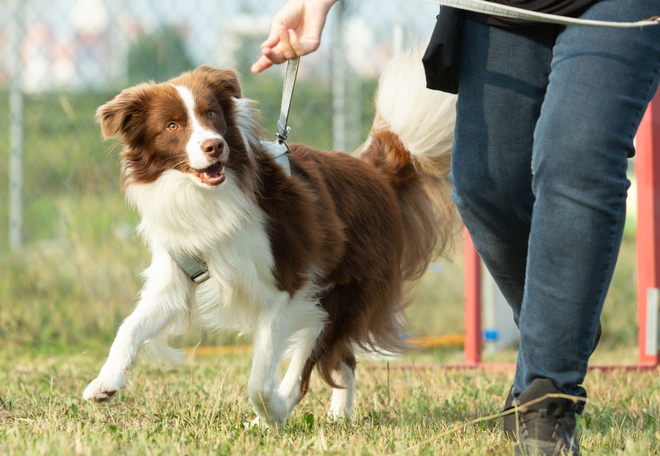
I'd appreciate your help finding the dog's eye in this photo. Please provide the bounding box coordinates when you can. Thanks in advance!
[167,122,178,131]
[207,111,217,119]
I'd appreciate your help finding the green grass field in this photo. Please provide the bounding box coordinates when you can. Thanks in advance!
[1,345,658,455]
[1,232,658,455]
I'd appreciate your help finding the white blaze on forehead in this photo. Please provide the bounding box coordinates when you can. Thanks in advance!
[172,84,225,170]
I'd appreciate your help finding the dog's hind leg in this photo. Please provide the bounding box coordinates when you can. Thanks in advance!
[328,353,356,420]
[83,248,193,403]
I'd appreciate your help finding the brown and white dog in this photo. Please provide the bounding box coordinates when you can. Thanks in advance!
[83,48,457,429]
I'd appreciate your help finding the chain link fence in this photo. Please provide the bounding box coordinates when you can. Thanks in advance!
[2,0,465,346]
[2,0,438,253]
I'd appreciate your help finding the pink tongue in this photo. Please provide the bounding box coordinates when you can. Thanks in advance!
[201,171,224,185]
[197,163,225,185]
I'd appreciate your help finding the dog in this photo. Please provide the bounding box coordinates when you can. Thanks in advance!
[83,47,457,430]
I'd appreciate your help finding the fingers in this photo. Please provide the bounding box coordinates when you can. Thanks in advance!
[287,29,309,56]
[259,25,281,51]
[251,28,311,73]
[272,26,300,61]
[251,55,275,73]
[250,44,293,74]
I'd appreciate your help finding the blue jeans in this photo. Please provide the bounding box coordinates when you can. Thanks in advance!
[451,0,660,400]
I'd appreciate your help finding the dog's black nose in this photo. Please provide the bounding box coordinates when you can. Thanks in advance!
[201,138,224,158]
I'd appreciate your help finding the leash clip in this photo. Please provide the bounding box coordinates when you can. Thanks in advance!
[266,58,300,177]
[276,126,291,145]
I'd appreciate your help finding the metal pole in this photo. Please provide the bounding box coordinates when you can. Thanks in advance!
[463,228,482,366]
[109,0,129,89]
[393,24,404,58]
[332,0,346,151]
[8,0,25,250]
[635,94,660,367]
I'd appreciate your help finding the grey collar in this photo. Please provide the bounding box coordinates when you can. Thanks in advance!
[166,245,210,284]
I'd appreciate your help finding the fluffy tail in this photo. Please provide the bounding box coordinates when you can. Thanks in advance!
[307,47,458,379]
[372,45,457,162]
[360,44,458,283]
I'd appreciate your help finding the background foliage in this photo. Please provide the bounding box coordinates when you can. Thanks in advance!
[0,0,643,361]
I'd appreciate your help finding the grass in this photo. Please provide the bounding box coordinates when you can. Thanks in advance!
[1,232,657,454]
[1,346,658,455]
[0,187,653,454]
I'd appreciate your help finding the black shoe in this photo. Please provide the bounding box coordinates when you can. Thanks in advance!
[503,384,517,439]
[503,321,601,438]
[512,378,581,456]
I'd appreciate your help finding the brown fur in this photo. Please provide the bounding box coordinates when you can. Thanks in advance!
[266,133,454,391]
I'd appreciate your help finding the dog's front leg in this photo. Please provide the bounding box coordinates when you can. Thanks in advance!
[277,323,325,418]
[247,299,293,430]
[83,248,192,402]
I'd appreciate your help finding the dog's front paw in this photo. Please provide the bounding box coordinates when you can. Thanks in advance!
[245,417,266,429]
[83,374,126,403]
[249,389,288,431]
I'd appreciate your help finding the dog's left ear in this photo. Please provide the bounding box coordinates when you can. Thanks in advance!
[195,66,242,99]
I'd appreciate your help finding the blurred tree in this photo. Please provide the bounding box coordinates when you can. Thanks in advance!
[127,26,195,84]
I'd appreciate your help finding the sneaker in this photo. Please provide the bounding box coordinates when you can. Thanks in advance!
[503,321,601,437]
[512,378,581,456]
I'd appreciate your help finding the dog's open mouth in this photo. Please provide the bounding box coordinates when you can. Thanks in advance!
[191,161,226,186]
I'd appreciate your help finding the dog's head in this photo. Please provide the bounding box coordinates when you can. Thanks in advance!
[98,66,261,188]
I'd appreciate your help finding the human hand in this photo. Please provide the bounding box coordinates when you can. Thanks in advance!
[251,0,338,73]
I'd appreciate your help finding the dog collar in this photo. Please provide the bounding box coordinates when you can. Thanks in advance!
[262,140,291,176]
[165,244,210,284]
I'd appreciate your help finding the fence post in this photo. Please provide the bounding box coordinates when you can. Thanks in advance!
[331,0,346,152]
[464,229,482,365]
[636,94,660,367]
[8,0,25,251]
[108,0,129,89]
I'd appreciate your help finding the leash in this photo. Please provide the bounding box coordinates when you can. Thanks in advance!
[168,58,301,284]
[428,0,660,28]
[262,56,301,176]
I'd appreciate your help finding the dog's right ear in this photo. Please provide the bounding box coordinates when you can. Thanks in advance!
[96,83,152,139]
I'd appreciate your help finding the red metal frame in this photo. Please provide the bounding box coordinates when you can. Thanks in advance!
[463,230,482,366]
[635,94,660,367]
[463,96,660,369]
